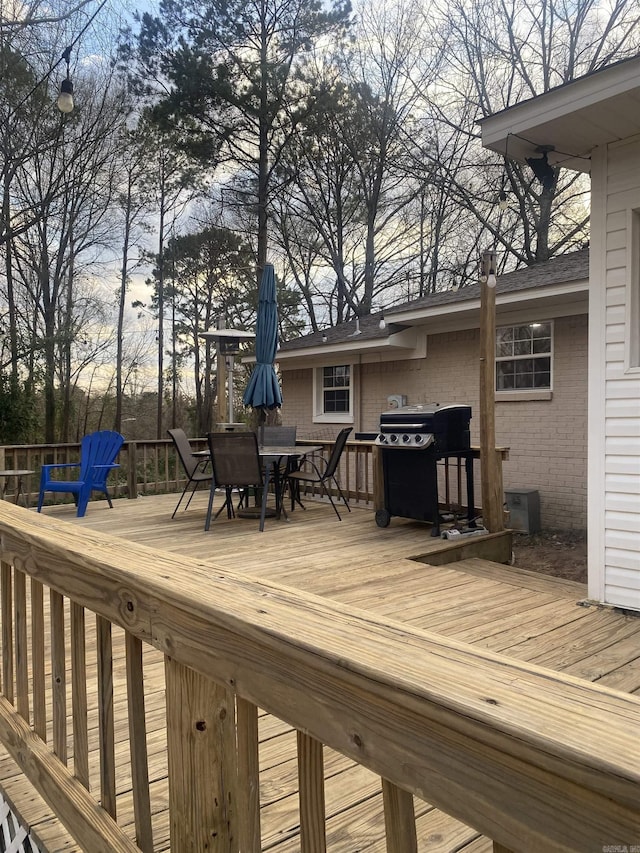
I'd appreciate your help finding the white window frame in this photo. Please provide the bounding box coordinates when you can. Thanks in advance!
[495,320,554,401]
[626,207,640,372]
[313,364,354,424]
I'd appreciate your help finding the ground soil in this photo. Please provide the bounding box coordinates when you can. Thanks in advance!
[509,529,588,583]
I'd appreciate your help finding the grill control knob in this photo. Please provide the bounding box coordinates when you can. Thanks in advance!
[377,433,387,444]
[414,433,424,445]
[402,434,412,444]
[389,433,399,443]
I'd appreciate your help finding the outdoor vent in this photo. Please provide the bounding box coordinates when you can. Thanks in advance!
[386,394,407,409]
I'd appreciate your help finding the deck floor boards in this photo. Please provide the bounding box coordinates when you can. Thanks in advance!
[1,493,638,852]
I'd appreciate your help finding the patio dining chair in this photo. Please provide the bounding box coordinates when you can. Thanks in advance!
[205,431,272,532]
[167,428,213,519]
[287,427,352,520]
[37,429,124,518]
[259,425,297,447]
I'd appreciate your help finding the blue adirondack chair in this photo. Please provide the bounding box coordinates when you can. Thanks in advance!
[37,430,125,518]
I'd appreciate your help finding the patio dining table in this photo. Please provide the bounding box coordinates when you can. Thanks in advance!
[195,444,323,521]
[257,445,322,519]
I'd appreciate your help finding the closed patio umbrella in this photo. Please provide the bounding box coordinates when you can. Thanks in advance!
[243,263,283,419]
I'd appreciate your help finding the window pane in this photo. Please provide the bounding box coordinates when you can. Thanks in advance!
[496,360,515,390]
[514,339,532,356]
[497,328,513,344]
[324,389,349,413]
[532,322,552,339]
[496,328,514,357]
[532,337,551,353]
[514,325,533,342]
[534,357,551,387]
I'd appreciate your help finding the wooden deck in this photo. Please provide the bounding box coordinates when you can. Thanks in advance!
[2,492,640,851]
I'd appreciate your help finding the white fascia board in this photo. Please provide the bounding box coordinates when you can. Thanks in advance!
[275,327,424,367]
[480,57,640,167]
[389,280,588,325]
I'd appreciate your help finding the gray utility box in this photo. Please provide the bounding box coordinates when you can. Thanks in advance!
[505,489,540,534]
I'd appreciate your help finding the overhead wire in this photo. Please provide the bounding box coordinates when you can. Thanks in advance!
[3,0,111,124]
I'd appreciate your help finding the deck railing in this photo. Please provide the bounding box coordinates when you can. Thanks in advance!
[1,438,488,522]
[0,502,637,852]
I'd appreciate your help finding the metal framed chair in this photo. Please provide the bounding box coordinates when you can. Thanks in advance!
[287,427,352,520]
[205,431,271,532]
[167,428,213,519]
[258,426,298,517]
[259,425,297,447]
[37,430,124,517]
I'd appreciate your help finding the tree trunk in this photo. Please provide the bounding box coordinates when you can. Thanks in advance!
[115,174,133,434]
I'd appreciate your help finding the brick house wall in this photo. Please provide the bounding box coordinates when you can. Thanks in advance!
[279,313,588,530]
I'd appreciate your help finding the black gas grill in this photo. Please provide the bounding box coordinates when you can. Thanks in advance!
[374,403,475,535]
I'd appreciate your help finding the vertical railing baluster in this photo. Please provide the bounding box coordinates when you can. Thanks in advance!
[382,778,417,853]
[142,444,149,493]
[444,458,451,508]
[165,442,171,491]
[125,631,153,852]
[50,589,66,763]
[1,560,13,701]
[97,615,116,818]
[31,578,46,740]
[236,697,261,853]
[154,447,160,495]
[71,602,89,788]
[14,568,29,720]
[297,731,326,853]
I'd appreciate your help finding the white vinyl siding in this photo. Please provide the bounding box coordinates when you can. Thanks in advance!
[596,136,640,611]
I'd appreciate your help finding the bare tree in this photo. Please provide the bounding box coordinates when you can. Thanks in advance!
[422,0,640,265]
[121,0,352,281]
[271,0,443,323]
[10,69,129,441]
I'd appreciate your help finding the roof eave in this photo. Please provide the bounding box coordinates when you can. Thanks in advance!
[274,327,420,364]
[480,55,640,172]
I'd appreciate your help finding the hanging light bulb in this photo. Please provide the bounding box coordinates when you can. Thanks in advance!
[498,190,508,211]
[57,47,74,114]
[378,315,386,330]
[481,249,497,287]
[321,331,328,343]
[57,78,74,113]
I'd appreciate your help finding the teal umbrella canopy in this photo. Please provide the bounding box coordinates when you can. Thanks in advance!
[243,264,283,413]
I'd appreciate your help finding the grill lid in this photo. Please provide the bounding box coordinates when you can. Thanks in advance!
[377,403,472,450]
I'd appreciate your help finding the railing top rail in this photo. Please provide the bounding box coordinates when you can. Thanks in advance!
[0,501,637,850]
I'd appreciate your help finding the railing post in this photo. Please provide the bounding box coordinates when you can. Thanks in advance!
[165,657,238,851]
[127,441,138,500]
[373,444,384,511]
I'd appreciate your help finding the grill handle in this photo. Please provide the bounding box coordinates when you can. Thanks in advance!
[380,422,430,431]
